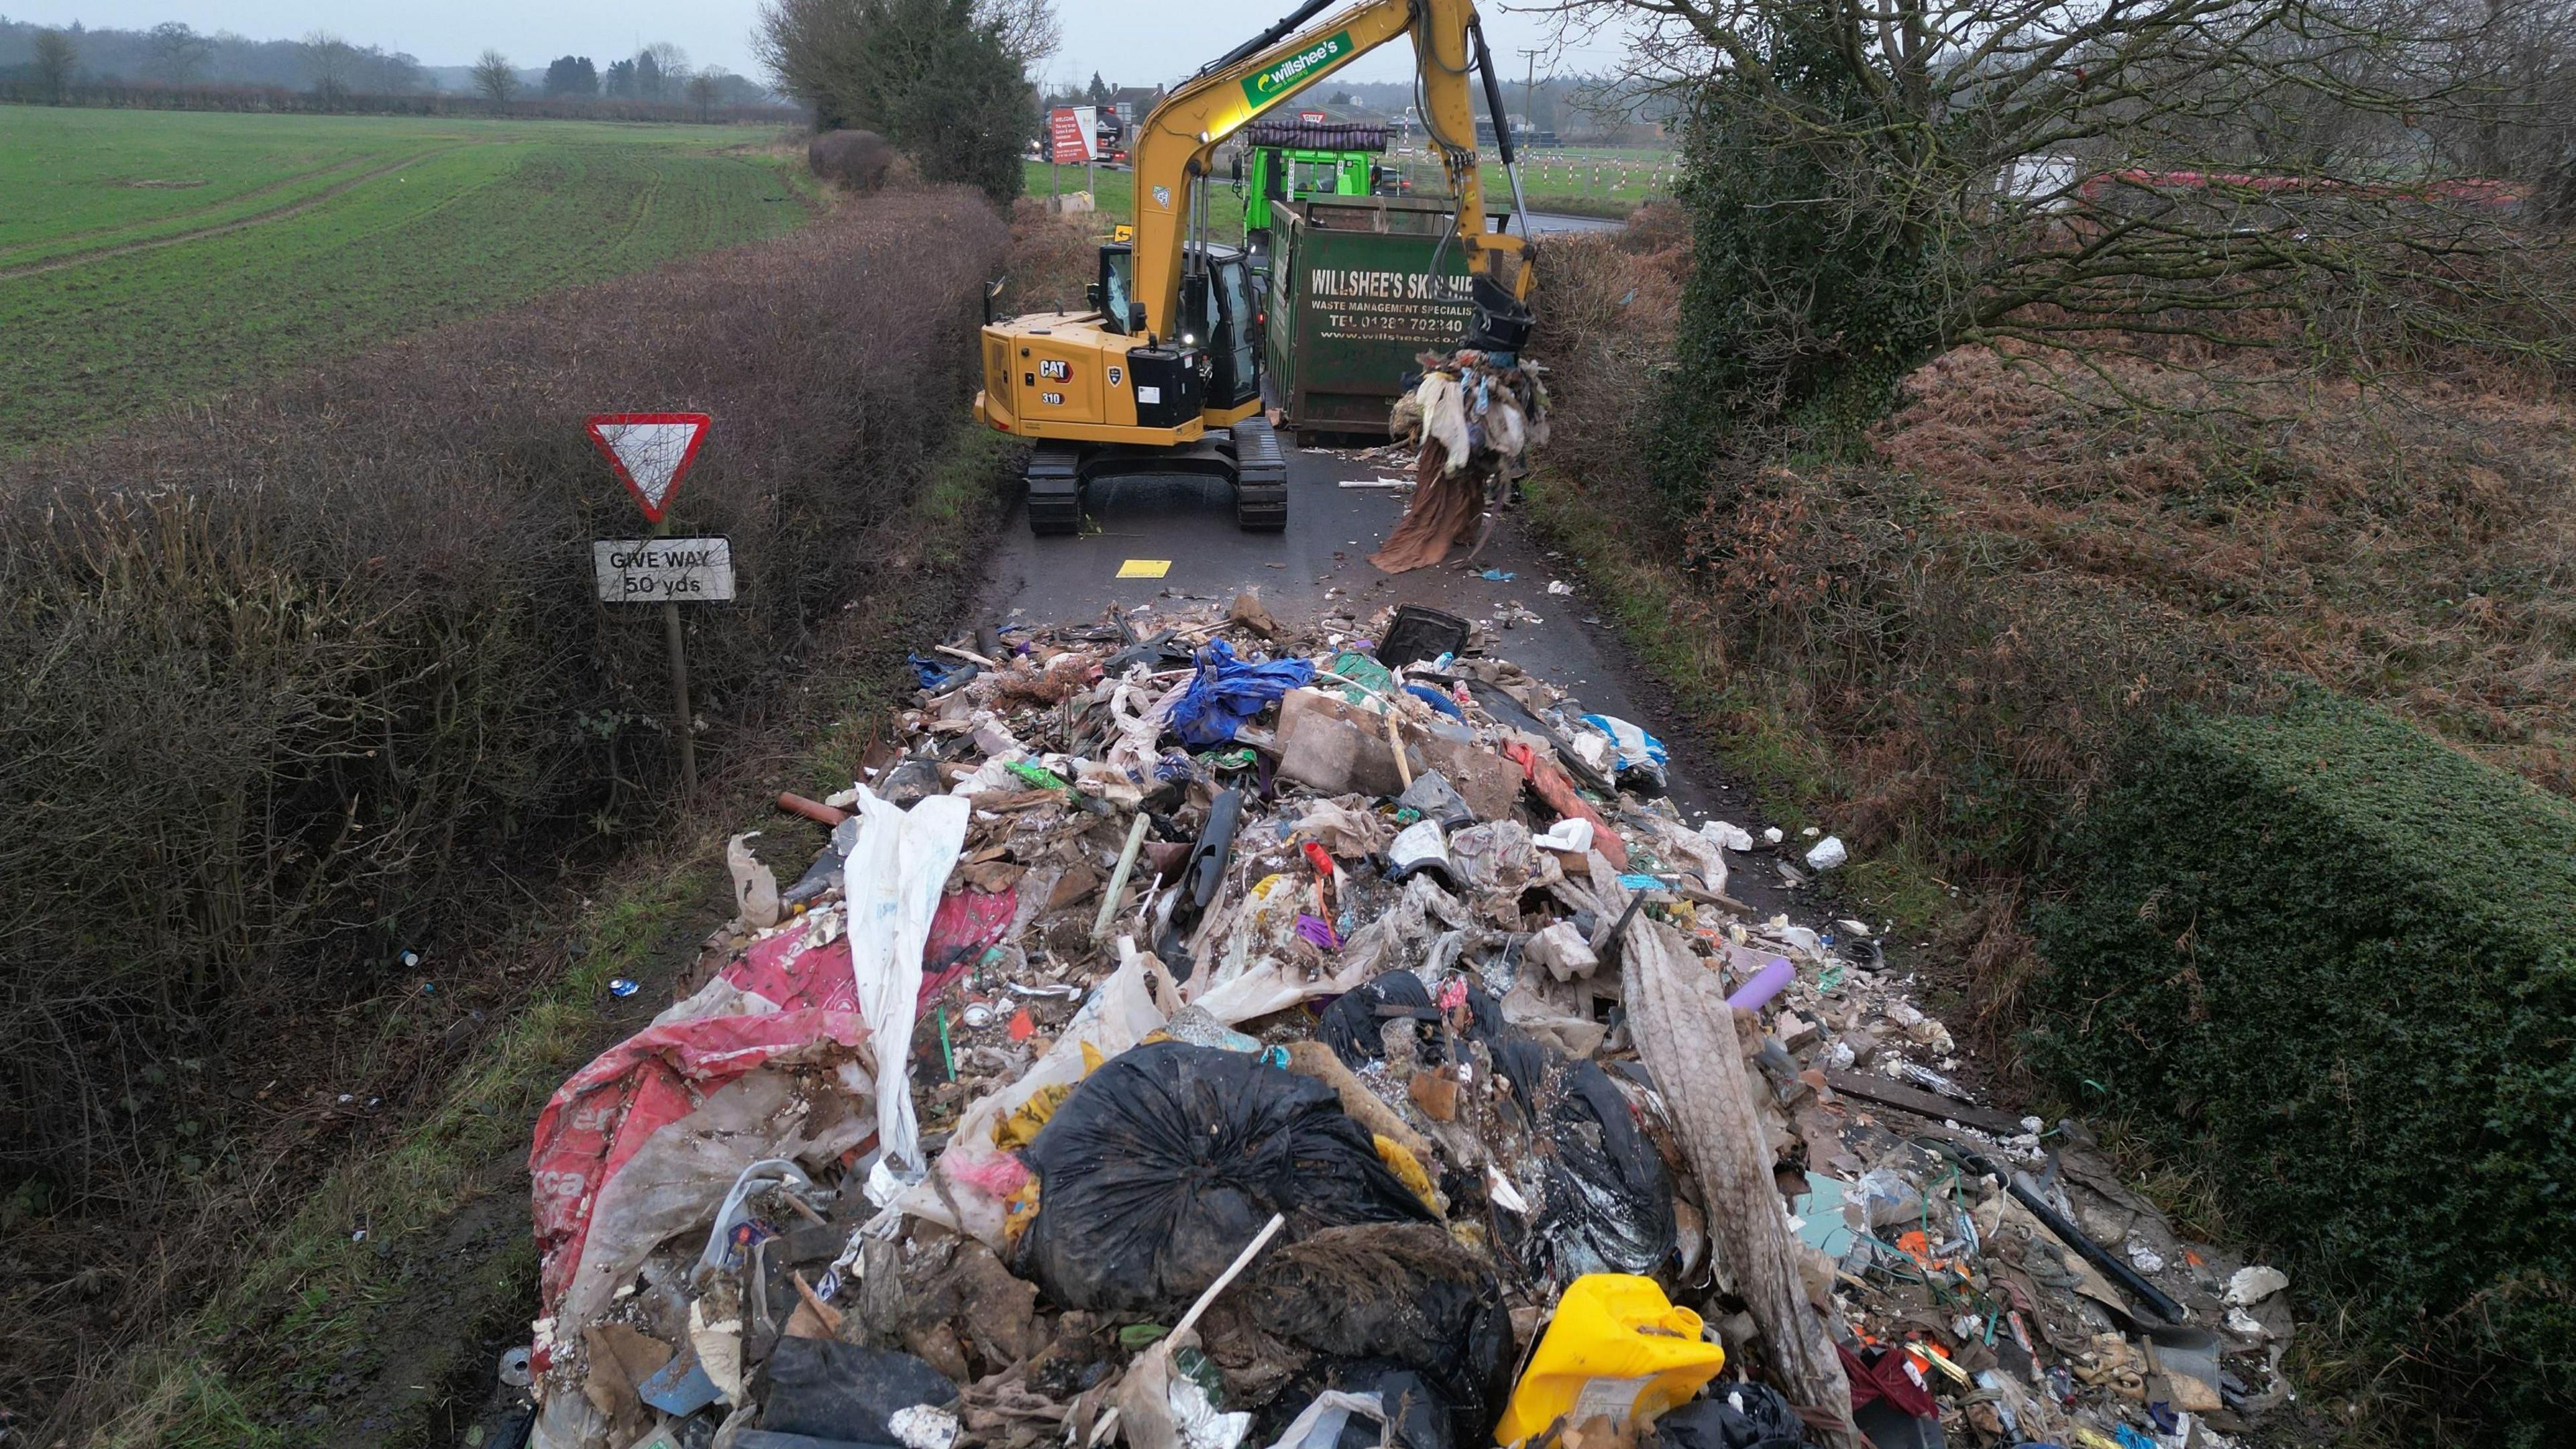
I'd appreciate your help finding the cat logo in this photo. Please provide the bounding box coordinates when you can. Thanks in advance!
[1038,358,1071,380]
[1107,366,1124,386]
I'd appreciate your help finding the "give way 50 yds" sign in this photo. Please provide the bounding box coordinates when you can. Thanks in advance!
[593,537,735,602]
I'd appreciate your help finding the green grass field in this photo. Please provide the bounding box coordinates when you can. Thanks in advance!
[1491,147,1678,209]
[1021,143,1672,241]
[1026,160,1249,237]
[0,108,816,453]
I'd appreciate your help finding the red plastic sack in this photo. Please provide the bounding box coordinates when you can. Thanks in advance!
[529,1008,873,1325]
[1839,1342,1939,1418]
[699,886,1017,1016]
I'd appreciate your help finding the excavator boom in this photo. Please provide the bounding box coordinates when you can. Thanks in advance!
[1127,0,1530,342]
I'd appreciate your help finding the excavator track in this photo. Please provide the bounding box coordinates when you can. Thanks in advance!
[1025,444,1082,536]
[1229,417,1287,532]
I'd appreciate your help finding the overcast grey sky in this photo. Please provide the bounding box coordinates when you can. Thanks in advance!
[5,0,1635,89]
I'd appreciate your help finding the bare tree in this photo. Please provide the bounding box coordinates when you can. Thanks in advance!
[686,70,722,121]
[32,28,76,103]
[355,45,428,95]
[977,0,1061,70]
[301,30,357,104]
[641,40,691,99]
[2412,0,2576,220]
[146,21,211,86]
[758,0,1037,201]
[1544,0,2575,440]
[472,48,519,108]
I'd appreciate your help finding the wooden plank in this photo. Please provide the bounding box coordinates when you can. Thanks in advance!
[1823,1067,2027,1136]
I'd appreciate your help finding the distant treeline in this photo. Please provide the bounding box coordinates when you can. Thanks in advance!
[0,76,802,123]
[0,15,428,91]
[0,17,786,115]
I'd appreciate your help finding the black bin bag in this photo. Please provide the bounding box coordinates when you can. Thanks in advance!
[1015,1042,1436,1313]
[1650,1383,1811,1449]
[1317,972,1674,1284]
[1485,1032,1676,1283]
[761,1337,957,1444]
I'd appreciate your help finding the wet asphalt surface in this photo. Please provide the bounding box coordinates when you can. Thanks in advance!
[1521,211,1625,233]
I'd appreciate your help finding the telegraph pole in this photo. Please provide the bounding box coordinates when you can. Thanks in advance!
[1517,48,1541,142]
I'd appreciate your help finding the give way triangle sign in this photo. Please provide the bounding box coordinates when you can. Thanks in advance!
[586,412,712,523]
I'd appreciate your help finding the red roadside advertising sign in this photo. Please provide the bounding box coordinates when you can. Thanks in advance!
[1049,106,1099,165]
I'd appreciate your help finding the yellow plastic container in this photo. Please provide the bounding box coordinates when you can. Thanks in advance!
[1494,1275,1728,1445]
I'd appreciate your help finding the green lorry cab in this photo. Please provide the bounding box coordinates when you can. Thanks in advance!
[1232,119,1396,263]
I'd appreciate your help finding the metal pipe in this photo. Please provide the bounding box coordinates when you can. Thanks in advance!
[1466,18,1532,236]
[663,599,696,794]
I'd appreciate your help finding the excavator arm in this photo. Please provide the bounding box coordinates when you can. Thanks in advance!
[1126,0,1532,343]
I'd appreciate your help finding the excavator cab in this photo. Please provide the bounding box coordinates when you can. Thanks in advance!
[994,239,1283,535]
[1179,243,1262,413]
[1096,241,1260,411]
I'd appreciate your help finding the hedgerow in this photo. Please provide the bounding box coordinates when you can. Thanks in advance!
[0,186,1006,1216]
[2027,690,2576,1442]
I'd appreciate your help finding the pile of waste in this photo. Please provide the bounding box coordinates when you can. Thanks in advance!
[1373,351,1550,574]
[520,590,2299,1449]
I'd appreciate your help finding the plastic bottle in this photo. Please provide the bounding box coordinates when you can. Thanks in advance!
[1494,1275,1727,1444]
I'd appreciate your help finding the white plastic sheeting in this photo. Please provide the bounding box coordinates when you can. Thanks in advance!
[844,784,972,1205]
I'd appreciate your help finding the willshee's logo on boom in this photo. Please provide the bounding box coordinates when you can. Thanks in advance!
[1242,31,1352,109]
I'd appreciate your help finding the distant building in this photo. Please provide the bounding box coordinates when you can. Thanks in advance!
[1108,85,1163,126]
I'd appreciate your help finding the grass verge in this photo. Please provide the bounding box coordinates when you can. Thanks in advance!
[1520,469,1965,943]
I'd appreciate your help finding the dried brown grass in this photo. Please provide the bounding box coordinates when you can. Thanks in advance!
[1532,211,1688,500]
[1002,197,1102,316]
[1877,345,2576,794]
[1532,215,2576,1057]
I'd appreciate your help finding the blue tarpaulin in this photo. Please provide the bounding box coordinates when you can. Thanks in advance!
[1168,641,1315,748]
[908,653,977,692]
[1580,713,1669,771]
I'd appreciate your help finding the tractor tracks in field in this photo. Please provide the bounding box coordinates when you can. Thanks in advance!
[0,144,486,281]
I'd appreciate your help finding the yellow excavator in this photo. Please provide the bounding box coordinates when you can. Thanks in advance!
[973,0,1538,533]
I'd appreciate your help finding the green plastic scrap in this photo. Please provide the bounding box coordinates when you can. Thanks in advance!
[1008,761,1071,791]
[1328,650,1393,706]
[1173,1345,1226,1401]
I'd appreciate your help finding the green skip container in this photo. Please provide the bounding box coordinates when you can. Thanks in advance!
[1264,195,1498,435]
